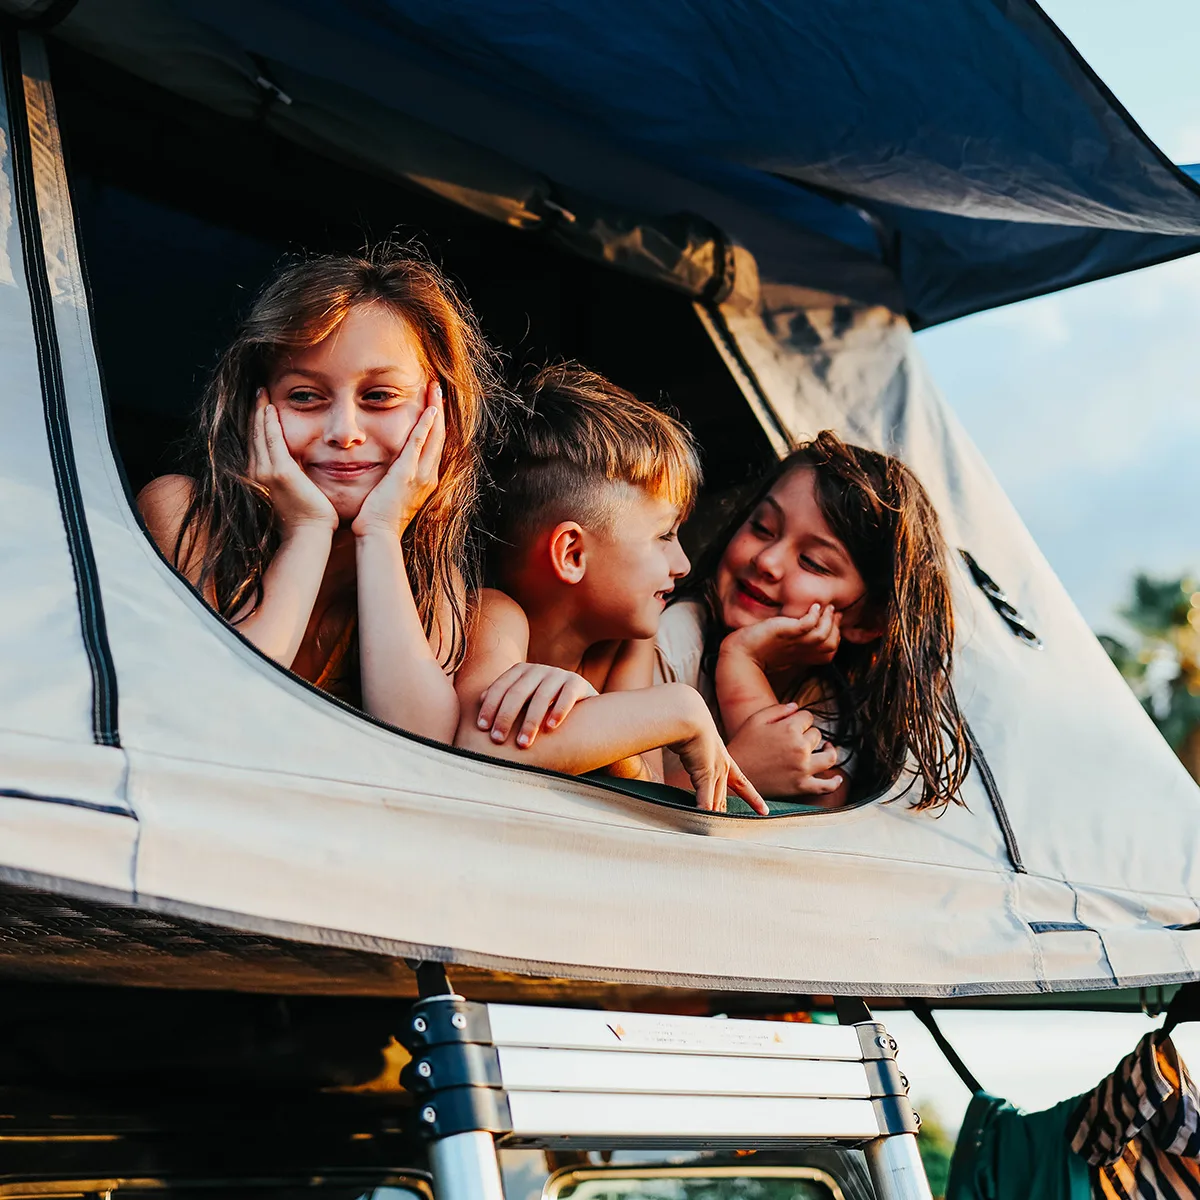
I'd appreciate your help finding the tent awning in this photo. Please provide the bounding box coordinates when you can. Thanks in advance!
[11,0,1200,326]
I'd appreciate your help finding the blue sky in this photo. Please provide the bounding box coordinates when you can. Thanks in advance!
[918,0,1200,634]
[902,0,1200,1131]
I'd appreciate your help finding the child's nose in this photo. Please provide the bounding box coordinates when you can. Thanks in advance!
[753,544,786,579]
[671,542,691,578]
[324,396,366,447]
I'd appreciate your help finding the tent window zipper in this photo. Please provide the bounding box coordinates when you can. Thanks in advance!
[2,30,120,748]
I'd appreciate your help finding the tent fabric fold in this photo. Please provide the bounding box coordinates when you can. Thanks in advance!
[0,17,1199,999]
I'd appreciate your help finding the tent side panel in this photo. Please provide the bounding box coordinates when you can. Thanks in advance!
[0,32,105,748]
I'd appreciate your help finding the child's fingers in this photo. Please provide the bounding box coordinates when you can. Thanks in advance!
[810,604,835,644]
[516,676,564,748]
[425,378,444,413]
[801,772,844,796]
[795,603,822,632]
[545,677,594,730]
[415,404,445,483]
[249,394,269,478]
[809,743,840,774]
[693,771,717,812]
[477,664,527,729]
[263,403,291,471]
[760,701,804,725]
[728,761,769,816]
[488,671,542,743]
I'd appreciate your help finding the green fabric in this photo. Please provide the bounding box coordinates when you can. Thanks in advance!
[946,1091,1092,1200]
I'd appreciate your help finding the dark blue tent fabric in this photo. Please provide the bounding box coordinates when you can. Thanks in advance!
[164,0,1200,325]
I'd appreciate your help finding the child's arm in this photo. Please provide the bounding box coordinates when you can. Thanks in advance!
[600,637,662,782]
[354,396,460,743]
[715,605,841,737]
[137,413,336,672]
[455,594,766,812]
[713,607,848,803]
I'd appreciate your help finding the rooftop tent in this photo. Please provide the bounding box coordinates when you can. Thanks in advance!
[0,1,1199,1004]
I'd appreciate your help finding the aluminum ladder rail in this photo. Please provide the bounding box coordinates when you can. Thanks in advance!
[400,995,931,1200]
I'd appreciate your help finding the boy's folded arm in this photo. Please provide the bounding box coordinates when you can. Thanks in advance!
[457,684,699,775]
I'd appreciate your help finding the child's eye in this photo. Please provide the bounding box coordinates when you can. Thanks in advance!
[800,555,830,575]
[362,389,404,406]
[287,390,323,406]
[659,530,679,543]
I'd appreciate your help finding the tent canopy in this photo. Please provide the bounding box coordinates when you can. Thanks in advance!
[0,5,1199,1004]
[13,0,1200,326]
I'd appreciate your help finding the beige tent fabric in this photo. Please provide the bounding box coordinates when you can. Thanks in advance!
[1,32,1199,997]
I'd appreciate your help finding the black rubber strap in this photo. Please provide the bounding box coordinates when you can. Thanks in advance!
[2,30,120,747]
[907,999,984,1096]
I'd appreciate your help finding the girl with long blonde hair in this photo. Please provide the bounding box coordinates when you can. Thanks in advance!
[138,247,503,741]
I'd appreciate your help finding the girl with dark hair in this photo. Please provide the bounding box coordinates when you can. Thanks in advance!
[137,247,504,742]
[657,430,971,810]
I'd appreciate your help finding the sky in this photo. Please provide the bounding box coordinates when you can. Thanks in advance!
[918,0,1200,637]
[904,0,1200,1133]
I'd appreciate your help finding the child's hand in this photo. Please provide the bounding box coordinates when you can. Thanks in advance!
[477,663,599,749]
[667,688,769,816]
[726,701,844,799]
[352,380,445,539]
[722,604,841,671]
[249,390,338,534]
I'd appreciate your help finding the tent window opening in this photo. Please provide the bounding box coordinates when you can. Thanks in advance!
[50,44,830,814]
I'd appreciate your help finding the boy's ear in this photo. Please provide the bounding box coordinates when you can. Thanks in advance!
[547,521,587,585]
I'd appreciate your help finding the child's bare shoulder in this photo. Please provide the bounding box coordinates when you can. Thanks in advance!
[137,474,196,525]
[137,475,204,579]
[476,587,530,638]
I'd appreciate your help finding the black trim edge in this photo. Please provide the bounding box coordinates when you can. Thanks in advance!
[0,786,134,818]
[964,721,1024,873]
[2,30,120,747]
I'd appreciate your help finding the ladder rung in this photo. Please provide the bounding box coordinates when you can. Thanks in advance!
[487,1004,863,1059]
[506,1090,882,1140]
[497,1045,873,1098]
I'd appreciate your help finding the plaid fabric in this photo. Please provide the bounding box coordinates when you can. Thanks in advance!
[1068,1031,1200,1199]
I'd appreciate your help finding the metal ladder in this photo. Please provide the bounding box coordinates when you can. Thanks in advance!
[400,990,932,1200]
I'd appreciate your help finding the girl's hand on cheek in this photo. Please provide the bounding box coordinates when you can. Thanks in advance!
[722,605,841,671]
[352,380,445,539]
[249,389,337,535]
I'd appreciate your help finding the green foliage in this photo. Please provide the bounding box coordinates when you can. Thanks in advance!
[916,1100,954,1199]
[1100,574,1200,759]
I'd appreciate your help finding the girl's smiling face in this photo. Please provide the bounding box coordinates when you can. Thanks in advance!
[715,466,877,639]
[268,303,431,522]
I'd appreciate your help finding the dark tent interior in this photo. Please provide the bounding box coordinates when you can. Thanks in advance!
[50,45,777,517]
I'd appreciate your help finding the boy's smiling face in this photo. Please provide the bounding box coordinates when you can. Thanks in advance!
[576,483,691,641]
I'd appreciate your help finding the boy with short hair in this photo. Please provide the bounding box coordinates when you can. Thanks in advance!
[453,363,765,814]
